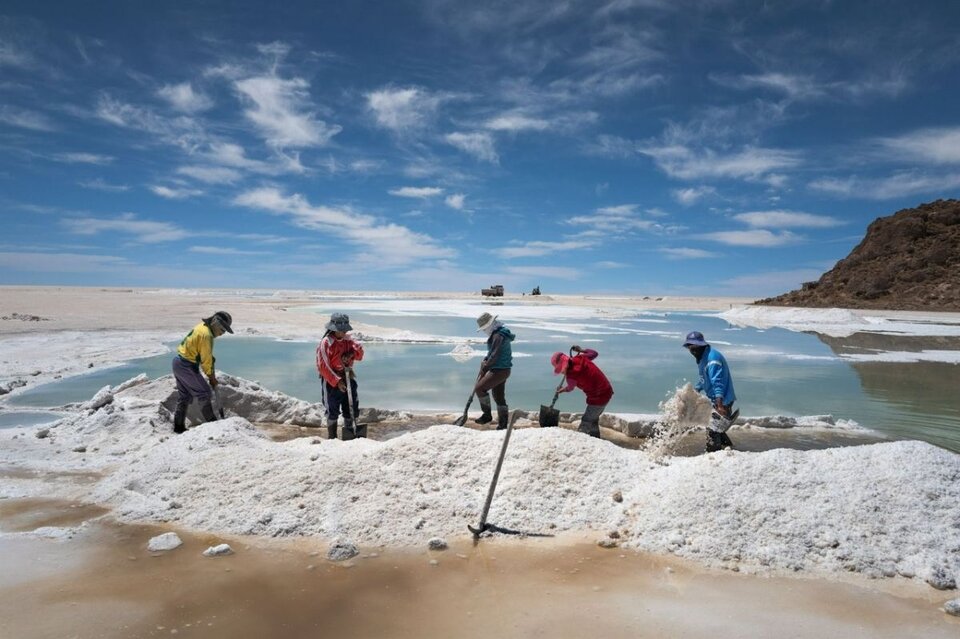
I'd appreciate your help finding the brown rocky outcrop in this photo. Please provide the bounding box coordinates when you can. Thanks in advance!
[757,199,960,311]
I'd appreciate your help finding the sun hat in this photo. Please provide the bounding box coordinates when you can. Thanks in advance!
[476,312,498,332]
[206,311,234,334]
[326,312,353,332]
[682,330,708,347]
[551,351,570,375]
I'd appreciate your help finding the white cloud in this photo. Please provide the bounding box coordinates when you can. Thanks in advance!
[52,152,114,165]
[596,260,629,268]
[388,186,444,198]
[878,126,960,164]
[61,213,189,243]
[0,41,36,69]
[496,240,595,259]
[157,82,213,112]
[700,229,799,247]
[484,113,550,132]
[366,87,447,132]
[672,186,716,205]
[809,172,960,200]
[567,204,680,237]
[660,247,720,259]
[0,106,56,131]
[188,246,268,256]
[77,178,129,192]
[641,144,802,181]
[733,210,843,228]
[445,132,499,163]
[445,193,466,210]
[711,72,824,101]
[150,185,204,199]
[232,188,455,266]
[176,165,242,184]
[235,75,340,148]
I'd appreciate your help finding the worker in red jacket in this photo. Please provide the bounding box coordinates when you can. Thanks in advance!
[316,313,365,440]
[551,345,614,438]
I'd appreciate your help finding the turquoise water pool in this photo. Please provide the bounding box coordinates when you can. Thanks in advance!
[6,302,960,452]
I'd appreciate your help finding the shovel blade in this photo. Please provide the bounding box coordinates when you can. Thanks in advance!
[341,423,368,441]
[538,405,560,427]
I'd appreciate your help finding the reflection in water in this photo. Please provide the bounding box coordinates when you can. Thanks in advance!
[817,333,960,452]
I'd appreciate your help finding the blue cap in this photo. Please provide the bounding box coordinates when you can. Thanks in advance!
[682,331,708,347]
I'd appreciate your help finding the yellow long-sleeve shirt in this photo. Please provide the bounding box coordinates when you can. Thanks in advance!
[177,322,215,376]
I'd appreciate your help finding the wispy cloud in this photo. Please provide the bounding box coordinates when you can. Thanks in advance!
[77,178,129,192]
[366,86,449,132]
[700,229,799,247]
[505,265,580,280]
[567,204,680,237]
[660,247,720,259]
[235,75,340,148]
[496,240,595,259]
[188,246,268,256]
[62,213,189,243]
[672,186,716,205]
[484,112,551,132]
[232,187,455,265]
[388,186,444,198]
[877,126,960,164]
[0,106,56,131]
[157,82,213,112]
[0,251,129,273]
[150,185,204,199]
[809,172,960,200]
[49,152,113,165]
[445,131,499,163]
[445,193,466,210]
[732,210,844,228]
[641,144,801,182]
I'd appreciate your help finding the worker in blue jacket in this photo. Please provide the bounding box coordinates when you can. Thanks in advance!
[683,330,738,452]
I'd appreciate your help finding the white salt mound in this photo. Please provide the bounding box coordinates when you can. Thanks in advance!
[3,373,958,589]
[327,539,359,561]
[147,532,183,552]
[944,599,960,616]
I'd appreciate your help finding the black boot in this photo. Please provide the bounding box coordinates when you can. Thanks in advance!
[200,400,217,423]
[578,418,601,438]
[496,405,509,430]
[705,430,725,453]
[173,403,187,434]
[327,420,338,440]
[474,396,493,424]
[719,432,734,449]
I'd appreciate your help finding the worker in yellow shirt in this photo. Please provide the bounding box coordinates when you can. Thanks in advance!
[172,311,234,434]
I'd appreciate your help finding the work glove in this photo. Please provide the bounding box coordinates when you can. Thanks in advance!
[713,397,727,417]
[337,380,347,392]
[556,383,566,393]
[208,375,218,388]
[571,345,582,353]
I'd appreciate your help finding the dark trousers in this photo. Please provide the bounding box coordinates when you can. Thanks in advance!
[324,379,359,422]
[474,368,510,406]
[172,356,211,406]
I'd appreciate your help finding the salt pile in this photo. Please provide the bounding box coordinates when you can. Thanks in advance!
[2,374,958,589]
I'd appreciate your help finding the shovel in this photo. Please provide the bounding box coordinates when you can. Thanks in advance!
[539,347,574,427]
[468,410,519,539]
[453,371,483,427]
[340,366,367,441]
[211,356,225,419]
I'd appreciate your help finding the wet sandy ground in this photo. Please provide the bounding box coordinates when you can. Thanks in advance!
[1,497,957,639]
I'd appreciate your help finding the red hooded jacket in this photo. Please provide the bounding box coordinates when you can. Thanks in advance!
[316,333,364,387]
[560,349,614,405]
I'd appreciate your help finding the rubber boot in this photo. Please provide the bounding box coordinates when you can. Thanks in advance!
[705,430,725,453]
[474,396,493,424]
[496,405,509,430]
[578,418,601,438]
[200,400,217,423]
[327,419,338,440]
[173,403,187,434]
[719,432,734,450]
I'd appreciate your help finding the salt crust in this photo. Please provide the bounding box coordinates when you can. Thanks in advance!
[1,374,957,587]
[719,306,960,339]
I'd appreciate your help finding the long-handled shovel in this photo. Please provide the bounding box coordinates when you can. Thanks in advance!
[211,357,225,419]
[468,410,519,539]
[453,371,483,427]
[341,366,367,441]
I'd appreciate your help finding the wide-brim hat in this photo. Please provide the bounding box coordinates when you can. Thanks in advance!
[476,312,498,332]
[551,352,569,375]
[326,312,353,332]
[682,330,708,347]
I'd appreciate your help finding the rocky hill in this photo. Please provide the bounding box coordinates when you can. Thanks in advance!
[756,199,960,311]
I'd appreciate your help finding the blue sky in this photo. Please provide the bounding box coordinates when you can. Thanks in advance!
[2,1,959,296]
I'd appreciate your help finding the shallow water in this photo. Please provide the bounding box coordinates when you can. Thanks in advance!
[6,299,960,452]
[0,411,66,429]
